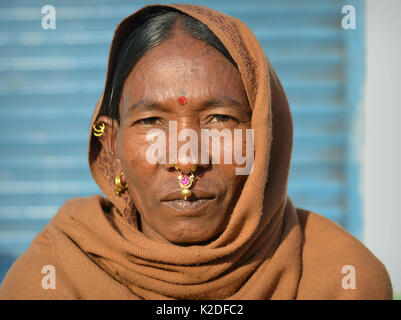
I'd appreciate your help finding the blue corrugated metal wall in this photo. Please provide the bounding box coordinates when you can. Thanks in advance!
[0,0,364,281]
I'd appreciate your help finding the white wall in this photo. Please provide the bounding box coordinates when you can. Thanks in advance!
[363,0,401,296]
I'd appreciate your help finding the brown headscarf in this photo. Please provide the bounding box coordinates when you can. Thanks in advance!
[0,4,392,300]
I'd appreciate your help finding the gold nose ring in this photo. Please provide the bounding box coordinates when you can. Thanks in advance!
[173,160,197,200]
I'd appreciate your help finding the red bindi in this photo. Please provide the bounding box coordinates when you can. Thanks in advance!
[178,96,187,105]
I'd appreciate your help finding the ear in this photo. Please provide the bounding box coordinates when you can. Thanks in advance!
[94,115,122,170]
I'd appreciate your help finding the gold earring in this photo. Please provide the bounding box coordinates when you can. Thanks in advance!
[93,123,105,137]
[115,171,128,196]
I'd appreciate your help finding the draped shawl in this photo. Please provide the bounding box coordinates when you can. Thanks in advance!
[0,4,392,300]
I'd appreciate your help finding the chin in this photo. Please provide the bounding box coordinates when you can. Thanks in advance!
[163,224,223,246]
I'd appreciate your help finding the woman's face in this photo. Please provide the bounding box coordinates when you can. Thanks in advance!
[109,31,251,245]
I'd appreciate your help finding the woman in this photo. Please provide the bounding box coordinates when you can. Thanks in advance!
[0,4,392,299]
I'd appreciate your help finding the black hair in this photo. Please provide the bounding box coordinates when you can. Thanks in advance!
[97,7,237,124]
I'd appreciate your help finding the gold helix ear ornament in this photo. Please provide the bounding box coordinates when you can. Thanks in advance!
[114,171,128,196]
[93,122,105,137]
[174,160,198,200]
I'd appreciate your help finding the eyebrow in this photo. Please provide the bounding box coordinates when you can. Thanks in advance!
[126,100,170,114]
[126,96,245,114]
[202,96,243,109]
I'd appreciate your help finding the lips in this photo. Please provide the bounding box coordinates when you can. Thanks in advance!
[160,189,216,214]
[163,198,214,212]
[160,189,215,202]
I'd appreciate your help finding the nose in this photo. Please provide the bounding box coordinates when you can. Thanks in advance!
[164,121,211,174]
[166,158,199,175]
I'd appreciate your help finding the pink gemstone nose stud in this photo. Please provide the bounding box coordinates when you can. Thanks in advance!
[178,172,194,200]
[174,161,197,200]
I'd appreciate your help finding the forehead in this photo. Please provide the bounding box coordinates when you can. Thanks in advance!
[120,33,247,107]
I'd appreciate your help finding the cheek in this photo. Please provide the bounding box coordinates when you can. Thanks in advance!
[219,164,246,192]
[219,129,250,194]
[117,131,156,180]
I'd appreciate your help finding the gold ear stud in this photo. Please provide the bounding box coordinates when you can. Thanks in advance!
[115,171,128,196]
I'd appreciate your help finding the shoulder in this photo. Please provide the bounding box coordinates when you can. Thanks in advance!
[56,194,106,214]
[0,195,104,299]
[296,208,393,299]
[0,228,76,299]
[49,194,111,226]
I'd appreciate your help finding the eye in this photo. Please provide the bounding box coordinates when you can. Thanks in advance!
[207,114,237,124]
[135,117,163,126]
